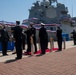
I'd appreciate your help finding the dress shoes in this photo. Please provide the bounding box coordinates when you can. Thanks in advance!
[3,54,8,56]
[34,52,37,54]
[15,57,22,60]
[55,50,62,52]
[12,52,16,54]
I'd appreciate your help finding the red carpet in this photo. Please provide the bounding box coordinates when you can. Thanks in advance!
[23,48,58,55]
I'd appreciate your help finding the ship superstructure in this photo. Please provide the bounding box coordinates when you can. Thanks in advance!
[22,0,76,40]
[23,0,70,25]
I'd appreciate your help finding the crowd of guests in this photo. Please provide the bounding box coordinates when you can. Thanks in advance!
[0,21,63,60]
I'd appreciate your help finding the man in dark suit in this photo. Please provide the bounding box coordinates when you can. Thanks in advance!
[39,23,48,55]
[24,25,31,54]
[21,32,26,50]
[13,21,23,59]
[56,26,62,51]
[0,25,9,56]
[71,30,76,45]
[11,27,16,54]
[30,22,37,53]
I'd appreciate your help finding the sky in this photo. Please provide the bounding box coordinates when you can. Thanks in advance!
[0,0,76,23]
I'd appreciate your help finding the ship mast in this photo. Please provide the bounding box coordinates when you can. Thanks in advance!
[72,4,73,17]
[49,0,58,5]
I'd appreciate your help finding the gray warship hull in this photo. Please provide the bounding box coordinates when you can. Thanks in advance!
[22,0,76,41]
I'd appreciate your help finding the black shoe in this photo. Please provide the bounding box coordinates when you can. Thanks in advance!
[34,52,37,54]
[41,53,45,54]
[3,54,8,56]
[36,53,45,56]
[15,57,22,60]
[12,52,16,54]
[56,50,62,52]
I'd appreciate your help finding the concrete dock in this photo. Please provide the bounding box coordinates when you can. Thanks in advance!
[0,40,76,75]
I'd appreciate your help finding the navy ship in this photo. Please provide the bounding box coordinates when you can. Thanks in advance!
[23,0,70,24]
[0,0,76,40]
[22,0,76,40]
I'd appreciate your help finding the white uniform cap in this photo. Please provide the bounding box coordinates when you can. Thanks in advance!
[41,23,45,26]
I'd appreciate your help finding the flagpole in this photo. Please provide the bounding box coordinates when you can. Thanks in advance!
[72,4,73,17]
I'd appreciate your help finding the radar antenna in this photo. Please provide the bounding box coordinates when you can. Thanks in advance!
[49,0,58,5]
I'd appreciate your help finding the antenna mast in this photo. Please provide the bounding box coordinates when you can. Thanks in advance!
[72,4,73,17]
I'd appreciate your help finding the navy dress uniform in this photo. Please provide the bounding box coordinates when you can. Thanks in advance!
[21,32,26,50]
[56,27,62,51]
[39,23,48,54]
[24,26,31,53]
[71,30,76,45]
[13,21,23,59]
[30,22,37,53]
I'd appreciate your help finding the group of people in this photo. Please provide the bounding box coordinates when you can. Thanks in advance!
[0,20,64,59]
[24,22,48,55]
[0,21,49,60]
[24,22,37,54]
[56,27,76,51]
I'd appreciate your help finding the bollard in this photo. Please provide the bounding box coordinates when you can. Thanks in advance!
[31,37,35,55]
[63,37,66,49]
[50,37,54,52]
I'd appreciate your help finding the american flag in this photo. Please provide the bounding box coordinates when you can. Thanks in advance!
[31,18,38,20]
[22,18,38,23]
[0,21,16,26]
[20,24,28,28]
[23,19,29,23]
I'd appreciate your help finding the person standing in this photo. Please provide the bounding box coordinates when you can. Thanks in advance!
[13,21,23,59]
[0,25,9,56]
[30,22,37,53]
[21,31,26,50]
[39,23,48,55]
[11,27,16,54]
[56,26,62,51]
[24,25,31,54]
[71,29,76,45]
[45,31,48,49]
